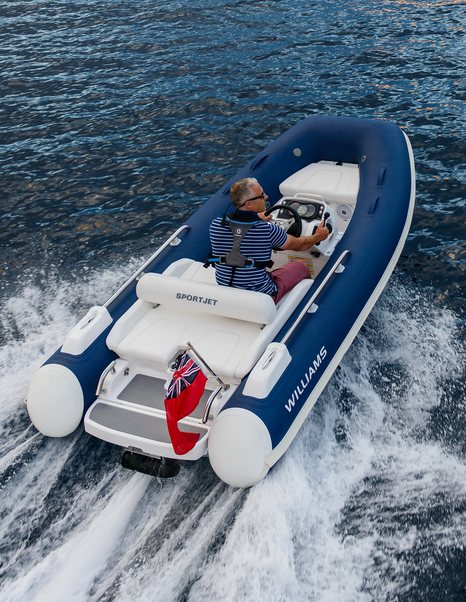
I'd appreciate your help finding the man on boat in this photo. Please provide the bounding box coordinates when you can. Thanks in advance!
[209,178,329,303]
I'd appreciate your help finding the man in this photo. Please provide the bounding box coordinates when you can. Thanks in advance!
[209,177,329,303]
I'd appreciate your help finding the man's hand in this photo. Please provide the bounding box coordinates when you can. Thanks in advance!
[281,220,331,252]
[258,211,273,222]
[314,221,329,242]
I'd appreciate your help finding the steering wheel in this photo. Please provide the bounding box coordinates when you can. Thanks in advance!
[264,204,302,237]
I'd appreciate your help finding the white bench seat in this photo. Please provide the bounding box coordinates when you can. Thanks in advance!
[107,260,312,382]
[112,308,263,379]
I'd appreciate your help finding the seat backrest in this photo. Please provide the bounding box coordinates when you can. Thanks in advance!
[136,273,276,325]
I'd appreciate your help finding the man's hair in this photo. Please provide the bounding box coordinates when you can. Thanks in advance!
[230,178,258,209]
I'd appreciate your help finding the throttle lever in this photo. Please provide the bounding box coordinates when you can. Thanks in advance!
[313,212,332,246]
[323,212,332,234]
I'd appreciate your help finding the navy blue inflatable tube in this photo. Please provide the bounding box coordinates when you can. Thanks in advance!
[39,116,413,434]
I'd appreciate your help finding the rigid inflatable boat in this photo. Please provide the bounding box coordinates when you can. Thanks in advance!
[27,116,415,487]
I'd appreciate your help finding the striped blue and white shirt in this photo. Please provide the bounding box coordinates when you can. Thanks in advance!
[210,212,288,295]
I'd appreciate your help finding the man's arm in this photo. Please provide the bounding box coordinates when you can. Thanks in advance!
[280,222,330,252]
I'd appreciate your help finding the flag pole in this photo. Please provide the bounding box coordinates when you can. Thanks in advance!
[186,341,229,391]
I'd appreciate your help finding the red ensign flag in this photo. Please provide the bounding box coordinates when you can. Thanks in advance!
[164,352,207,455]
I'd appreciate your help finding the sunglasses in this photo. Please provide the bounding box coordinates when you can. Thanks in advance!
[238,191,267,208]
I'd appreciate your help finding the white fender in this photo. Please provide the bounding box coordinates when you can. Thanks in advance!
[208,408,272,488]
[27,364,84,437]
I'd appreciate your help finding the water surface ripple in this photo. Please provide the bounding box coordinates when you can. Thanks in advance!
[0,1,465,601]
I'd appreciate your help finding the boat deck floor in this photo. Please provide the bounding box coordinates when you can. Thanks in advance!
[118,373,208,420]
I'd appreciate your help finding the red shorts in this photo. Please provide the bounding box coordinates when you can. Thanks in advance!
[270,261,309,304]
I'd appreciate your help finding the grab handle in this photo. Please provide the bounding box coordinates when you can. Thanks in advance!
[250,154,269,170]
[96,360,116,396]
[202,386,224,423]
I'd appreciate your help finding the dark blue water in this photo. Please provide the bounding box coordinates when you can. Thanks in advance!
[1,1,465,600]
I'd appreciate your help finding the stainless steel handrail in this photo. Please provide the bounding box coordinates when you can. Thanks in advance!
[280,249,350,345]
[96,360,116,396]
[202,385,224,424]
[104,225,190,308]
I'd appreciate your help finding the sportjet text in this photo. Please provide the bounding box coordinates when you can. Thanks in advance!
[176,293,219,305]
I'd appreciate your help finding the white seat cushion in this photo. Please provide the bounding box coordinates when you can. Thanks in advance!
[137,272,276,325]
[279,160,359,205]
[114,308,262,380]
